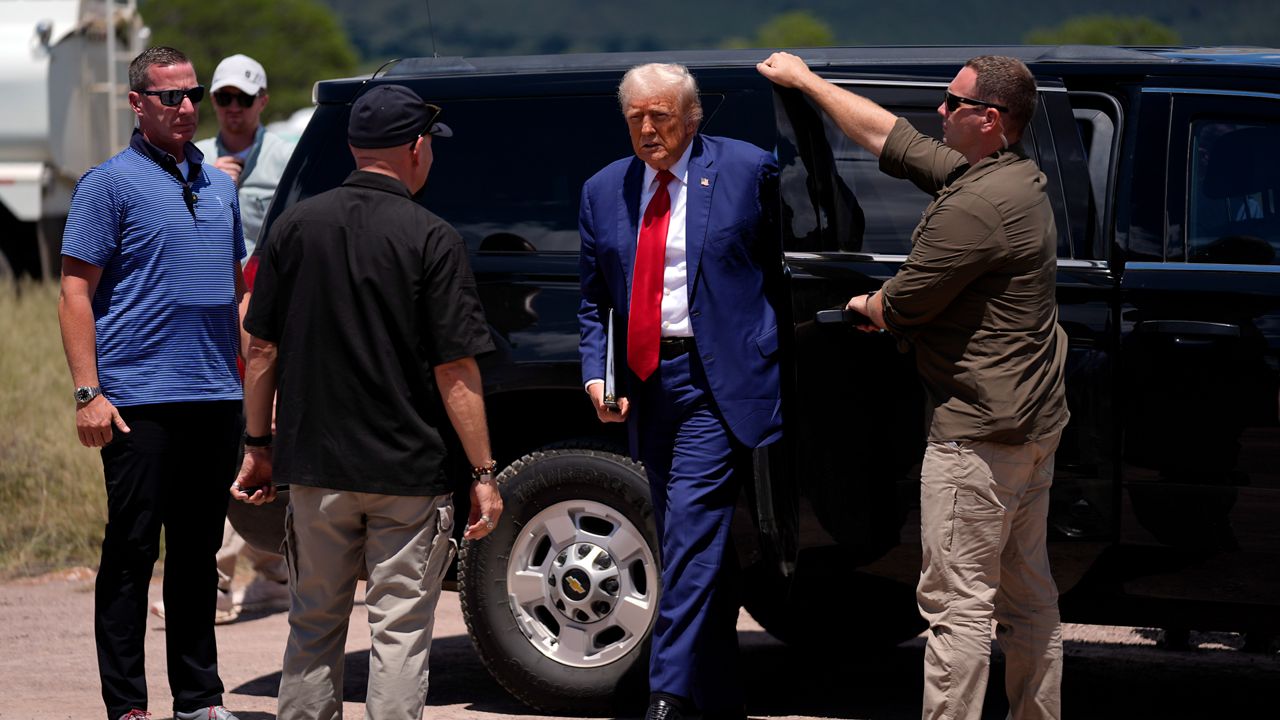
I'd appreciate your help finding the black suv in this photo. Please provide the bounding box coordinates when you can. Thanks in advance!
[254,46,1280,711]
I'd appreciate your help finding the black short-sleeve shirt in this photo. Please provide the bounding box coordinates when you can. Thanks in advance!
[246,170,494,495]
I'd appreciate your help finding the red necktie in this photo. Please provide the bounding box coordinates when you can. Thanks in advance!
[627,170,676,381]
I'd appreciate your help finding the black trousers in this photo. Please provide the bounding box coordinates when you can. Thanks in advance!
[95,401,240,719]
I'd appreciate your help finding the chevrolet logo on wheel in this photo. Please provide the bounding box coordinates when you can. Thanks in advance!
[562,569,591,600]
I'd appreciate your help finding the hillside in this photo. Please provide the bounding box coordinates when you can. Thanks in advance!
[320,0,1280,62]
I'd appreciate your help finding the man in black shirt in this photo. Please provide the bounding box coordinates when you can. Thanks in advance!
[232,84,502,719]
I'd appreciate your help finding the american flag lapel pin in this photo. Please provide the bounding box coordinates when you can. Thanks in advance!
[700,177,710,187]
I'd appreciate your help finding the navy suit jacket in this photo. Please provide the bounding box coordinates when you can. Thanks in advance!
[578,134,783,455]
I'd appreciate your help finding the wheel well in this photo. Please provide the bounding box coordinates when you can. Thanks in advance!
[485,388,626,467]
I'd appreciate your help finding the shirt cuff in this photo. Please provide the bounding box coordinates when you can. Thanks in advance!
[584,379,604,393]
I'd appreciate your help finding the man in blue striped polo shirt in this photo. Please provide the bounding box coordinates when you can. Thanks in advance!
[58,46,246,720]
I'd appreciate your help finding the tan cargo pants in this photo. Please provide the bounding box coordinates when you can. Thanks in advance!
[278,486,456,720]
[216,518,288,591]
[918,432,1063,720]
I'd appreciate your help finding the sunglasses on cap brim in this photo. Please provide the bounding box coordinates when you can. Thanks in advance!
[417,103,445,138]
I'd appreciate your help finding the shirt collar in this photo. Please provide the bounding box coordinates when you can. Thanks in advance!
[952,142,1029,189]
[216,124,265,161]
[642,140,694,191]
[342,169,412,198]
[129,128,205,183]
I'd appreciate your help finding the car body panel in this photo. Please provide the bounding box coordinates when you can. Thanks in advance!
[259,44,1280,636]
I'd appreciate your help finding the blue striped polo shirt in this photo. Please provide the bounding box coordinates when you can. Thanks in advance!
[62,130,246,407]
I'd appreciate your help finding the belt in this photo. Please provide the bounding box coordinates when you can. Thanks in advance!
[658,336,695,359]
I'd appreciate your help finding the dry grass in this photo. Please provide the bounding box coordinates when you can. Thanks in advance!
[0,280,106,577]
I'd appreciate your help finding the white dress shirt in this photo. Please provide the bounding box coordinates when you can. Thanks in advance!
[586,143,697,391]
[639,142,694,338]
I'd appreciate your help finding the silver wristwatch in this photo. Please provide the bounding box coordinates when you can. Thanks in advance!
[74,386,103,404]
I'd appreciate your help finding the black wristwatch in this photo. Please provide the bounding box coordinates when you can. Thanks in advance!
[243,432,273,448]
[74,386,103,404]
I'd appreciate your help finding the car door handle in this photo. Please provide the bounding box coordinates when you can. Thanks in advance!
[1133,320,1240,338]
[815,307,871,325]
[478,232,535,252]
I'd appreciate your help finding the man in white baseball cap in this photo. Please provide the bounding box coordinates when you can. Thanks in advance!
[212,53,266,96]
[196,53,295,257]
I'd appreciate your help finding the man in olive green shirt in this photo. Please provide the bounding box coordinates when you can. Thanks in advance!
[759,53,1068,720]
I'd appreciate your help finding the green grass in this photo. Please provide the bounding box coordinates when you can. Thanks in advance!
[0,280,107,577]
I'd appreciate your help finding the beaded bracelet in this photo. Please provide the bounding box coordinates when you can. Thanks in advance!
[472,460,498,482]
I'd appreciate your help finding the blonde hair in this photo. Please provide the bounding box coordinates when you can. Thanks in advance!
[617,63,703,125]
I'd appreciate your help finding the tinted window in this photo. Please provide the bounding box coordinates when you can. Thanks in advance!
[262,104,357,236]
[1070,100,1120,261]
[780,102,943,256]
[828,110,942,254]
[269,90,758,256]
[1188,120,1280,265]
[426,96,634,253]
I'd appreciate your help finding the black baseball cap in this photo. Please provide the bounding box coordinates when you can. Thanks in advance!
[348,84,453,149]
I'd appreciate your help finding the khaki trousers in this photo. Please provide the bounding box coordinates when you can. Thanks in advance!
[278,486,456,720]
[216,518,288,591]
[918,432,1063,720]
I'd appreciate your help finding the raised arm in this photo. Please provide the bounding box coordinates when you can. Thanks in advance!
[757,51,898,158]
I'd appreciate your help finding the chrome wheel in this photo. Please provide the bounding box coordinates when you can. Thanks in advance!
[507,498,658,668]
[460,447,657,711]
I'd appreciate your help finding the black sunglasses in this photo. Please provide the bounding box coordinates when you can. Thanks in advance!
[944,90,1008,114]
[416,103,444,140]
[213,90,261,108]
[139,86,205,107]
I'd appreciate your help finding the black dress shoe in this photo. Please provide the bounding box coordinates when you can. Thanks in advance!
[644,697,683,720]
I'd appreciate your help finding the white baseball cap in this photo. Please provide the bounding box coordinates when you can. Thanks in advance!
[210,54,267,95]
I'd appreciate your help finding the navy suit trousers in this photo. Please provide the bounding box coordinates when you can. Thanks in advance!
[638,348,747,711]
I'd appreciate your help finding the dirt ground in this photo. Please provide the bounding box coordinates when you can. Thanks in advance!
[2,569,1277,719]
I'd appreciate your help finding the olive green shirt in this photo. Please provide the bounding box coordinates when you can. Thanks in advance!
[878,118,1069,444]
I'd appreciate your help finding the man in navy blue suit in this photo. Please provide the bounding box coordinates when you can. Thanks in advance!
[578,62,782,720]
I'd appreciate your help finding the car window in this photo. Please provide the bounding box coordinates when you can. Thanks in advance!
[828,110,943,255]
[424,95,635,253]
[779,104,942,256]
[1071,101,1119,261]
[268,90,751,256]
[1188,120,1280,265]
[424,93,743,254]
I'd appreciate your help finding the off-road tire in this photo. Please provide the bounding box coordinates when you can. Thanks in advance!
[459,446,658,712]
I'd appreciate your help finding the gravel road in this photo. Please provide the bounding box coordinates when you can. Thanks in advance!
[1,569,1276,719]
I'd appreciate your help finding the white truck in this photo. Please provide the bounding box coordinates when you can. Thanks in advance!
[0,0,145,279]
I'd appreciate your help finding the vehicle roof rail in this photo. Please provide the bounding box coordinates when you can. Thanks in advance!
[1034,45,1174,63]
[386,56,476,75]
